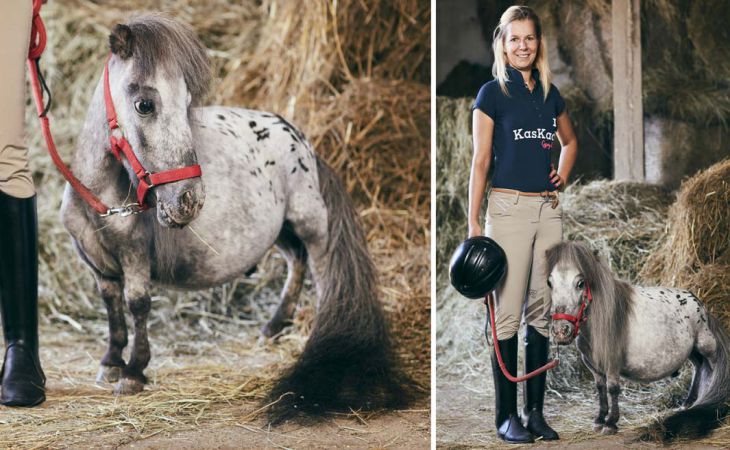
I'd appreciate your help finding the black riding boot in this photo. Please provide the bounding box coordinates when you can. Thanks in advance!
[0,192,46,406]
[522,325,558,440]
[491,334,533,443]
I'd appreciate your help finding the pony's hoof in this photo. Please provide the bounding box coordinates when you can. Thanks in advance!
[593,423,605,433]
[260,322,279,339]
[114,377,145,395]
[96,365,123,384]
[260,320,290,339]
[601,425,618,435]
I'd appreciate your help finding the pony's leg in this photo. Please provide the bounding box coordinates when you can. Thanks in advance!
[281,191,330,303]
[683,351,704,408]
[602,375,621,434]
[594,381,608,431]
[115,271,152,395]
[95,276,127,383]
[583,355,608,432]
[261,225,307,338]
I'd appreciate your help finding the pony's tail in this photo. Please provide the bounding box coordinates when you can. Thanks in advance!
[641,313,730,442]
[266,156,416,424]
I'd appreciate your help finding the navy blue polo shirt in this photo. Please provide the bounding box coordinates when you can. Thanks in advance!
[473,67,566,192]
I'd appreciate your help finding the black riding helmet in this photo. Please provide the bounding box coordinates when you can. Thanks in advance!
[449,236,507,299]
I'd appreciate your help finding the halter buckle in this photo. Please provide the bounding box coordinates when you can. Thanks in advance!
[143,171,155,188]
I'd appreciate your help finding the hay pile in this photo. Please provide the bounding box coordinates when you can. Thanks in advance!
[19,0,429,445]
[642,159,730,324]
[561,180,672,282]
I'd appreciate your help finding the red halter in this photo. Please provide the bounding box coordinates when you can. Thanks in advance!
[102,58,202,211]
[27,0,202,216]
[551,282,594,337]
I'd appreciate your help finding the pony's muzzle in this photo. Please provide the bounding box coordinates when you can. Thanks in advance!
[155,179,205,228]
[551,321,575,345]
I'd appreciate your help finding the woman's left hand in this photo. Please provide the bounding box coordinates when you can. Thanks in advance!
[549,165,563,189]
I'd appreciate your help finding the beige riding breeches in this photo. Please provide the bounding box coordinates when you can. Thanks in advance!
[485,190,563,340]
[0,1,34,198]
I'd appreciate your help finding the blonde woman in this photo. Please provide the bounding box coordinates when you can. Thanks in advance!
[468,5,577,444]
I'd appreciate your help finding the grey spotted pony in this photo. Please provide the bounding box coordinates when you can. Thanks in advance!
[546,241,730,441]
[60,14,411,423]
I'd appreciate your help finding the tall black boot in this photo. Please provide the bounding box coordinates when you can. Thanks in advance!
[490,334,533,443]
[0,192,45,406]
[522,325,558,440]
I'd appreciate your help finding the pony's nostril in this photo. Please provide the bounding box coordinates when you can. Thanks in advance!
[181,191,194,208]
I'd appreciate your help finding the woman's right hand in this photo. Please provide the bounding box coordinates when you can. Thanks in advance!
[468,222,482,238]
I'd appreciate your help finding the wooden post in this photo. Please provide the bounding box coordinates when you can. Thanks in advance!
[612,0,644,181]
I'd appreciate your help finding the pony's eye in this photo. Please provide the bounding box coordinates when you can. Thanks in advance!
[134,99,155,116]
[546,278,552,289]
[577,280,585,290]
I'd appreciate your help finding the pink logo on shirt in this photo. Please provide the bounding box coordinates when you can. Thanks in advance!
[541,140,553,150]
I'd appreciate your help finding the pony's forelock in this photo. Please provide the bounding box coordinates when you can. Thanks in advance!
[122,13,211,106]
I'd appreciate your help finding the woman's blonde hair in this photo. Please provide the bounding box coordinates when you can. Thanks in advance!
[492,5,552,101]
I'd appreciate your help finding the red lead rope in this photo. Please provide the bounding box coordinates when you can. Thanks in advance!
[485,293,559,383]
[28,0,110,214]
[28,1,202,216]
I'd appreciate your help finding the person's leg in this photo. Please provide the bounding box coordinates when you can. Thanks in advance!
[0,1,45,407]
[0,0,34,199]
[0,193,46,406]
[485,192,538,443]
[521,199,563,439]
[490,334,532,443]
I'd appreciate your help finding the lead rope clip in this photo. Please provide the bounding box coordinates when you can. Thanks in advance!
[101,203,144,218]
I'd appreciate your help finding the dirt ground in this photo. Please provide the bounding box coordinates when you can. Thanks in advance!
[119,412,430,449]
[0,322,429,449]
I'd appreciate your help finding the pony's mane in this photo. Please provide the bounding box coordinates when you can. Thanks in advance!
[546,241,634,373]
[125,14,211,105]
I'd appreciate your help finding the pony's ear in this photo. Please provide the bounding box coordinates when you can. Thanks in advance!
[109,24,134,59]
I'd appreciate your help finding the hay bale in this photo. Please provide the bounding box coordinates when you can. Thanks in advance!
[562,180,673,282]
[218,0,429,122]
[435,96,474,285]
[310,78,430,218]
[641,159,730,315]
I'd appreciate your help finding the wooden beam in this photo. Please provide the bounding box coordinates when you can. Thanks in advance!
[612,0,644,181]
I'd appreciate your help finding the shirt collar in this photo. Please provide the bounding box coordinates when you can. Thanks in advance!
[506,65,540,83]
[506,66,542,95]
